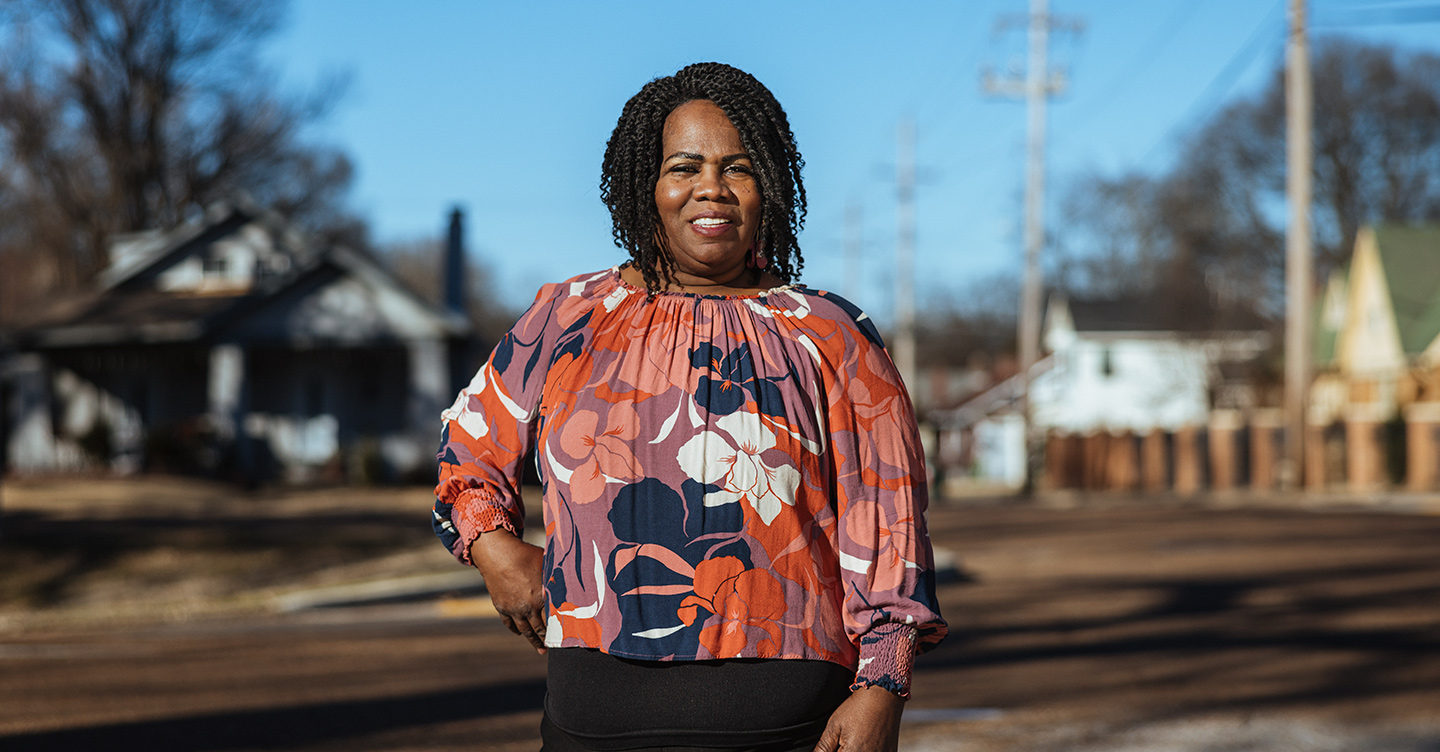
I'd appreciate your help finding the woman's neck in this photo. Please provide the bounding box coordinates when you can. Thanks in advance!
[619,263,780,296]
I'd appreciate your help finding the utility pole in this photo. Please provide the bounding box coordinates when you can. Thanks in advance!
[845,201,863,303]
[983,0,1080,492]
[895,117,917,395]
[1284,0,1312,489]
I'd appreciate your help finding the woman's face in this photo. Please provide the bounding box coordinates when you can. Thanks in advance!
[654,99,762,283]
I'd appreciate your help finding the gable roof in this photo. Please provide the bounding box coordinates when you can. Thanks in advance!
[1313,269,1347,367]
[1375,224,1440,355]
[17,202,468,348]
[1060,293,1268,337]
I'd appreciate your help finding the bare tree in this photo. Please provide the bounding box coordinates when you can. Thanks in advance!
[0,0,360,322]
[916,272,1019,370]
[1059,39,1440,308]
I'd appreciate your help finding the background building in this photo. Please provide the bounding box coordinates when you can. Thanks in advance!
[3,202,475,483]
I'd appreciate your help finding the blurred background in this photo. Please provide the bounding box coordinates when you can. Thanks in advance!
[1,1,1440,750]
[3,0,1440,490]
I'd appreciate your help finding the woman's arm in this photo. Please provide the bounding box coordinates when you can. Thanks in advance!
[432,283,573,651]
[808,296,948,749]
[432,283,566,562]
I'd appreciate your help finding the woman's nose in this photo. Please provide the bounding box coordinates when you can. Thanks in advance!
[693,166,731,200]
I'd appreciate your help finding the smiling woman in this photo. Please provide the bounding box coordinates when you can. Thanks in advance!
[432,62,946,752]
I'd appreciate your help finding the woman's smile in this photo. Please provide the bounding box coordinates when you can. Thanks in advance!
[688,211,739,236]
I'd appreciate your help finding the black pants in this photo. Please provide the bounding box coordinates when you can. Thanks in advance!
[541,713,823,752]
[540,648,850,752]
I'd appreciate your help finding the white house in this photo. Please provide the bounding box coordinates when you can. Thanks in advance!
[931,293,1270,493]
[1031,295,1269,433]
[2,202,477,483]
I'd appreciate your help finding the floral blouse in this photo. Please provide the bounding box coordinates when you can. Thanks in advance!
[433,267,946,696]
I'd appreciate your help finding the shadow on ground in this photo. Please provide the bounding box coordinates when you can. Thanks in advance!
[1,678,546,751]
[911,504,1440,722]
[0,509,438,609]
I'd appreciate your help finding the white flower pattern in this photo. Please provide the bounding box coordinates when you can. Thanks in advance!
[677,410,801,525]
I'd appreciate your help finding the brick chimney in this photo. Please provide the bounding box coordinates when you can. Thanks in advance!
[444,207,467,317]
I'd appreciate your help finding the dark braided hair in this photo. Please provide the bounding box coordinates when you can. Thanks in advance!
[600,62,806,294]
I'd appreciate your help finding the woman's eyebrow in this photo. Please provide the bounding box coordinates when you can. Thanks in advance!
[662,151,752,163]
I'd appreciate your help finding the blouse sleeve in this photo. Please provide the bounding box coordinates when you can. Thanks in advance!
[432,282,569,565]
[823,304,947,698]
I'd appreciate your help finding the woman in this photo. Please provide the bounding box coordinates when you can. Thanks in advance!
[433,62,946,752]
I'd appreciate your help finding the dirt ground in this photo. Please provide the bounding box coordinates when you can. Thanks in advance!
[2,477,1439,751]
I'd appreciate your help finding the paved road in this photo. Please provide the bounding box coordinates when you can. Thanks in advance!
[3,498,1440,751]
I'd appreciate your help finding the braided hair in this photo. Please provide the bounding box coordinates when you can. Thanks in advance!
[600,62,806,294]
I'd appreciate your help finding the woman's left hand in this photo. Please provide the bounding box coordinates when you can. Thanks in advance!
[813,686,904,752]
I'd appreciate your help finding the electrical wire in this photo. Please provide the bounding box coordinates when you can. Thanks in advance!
[1313,2,1440,27]
[1060,0,1200,134]
[1135,0,1286,170]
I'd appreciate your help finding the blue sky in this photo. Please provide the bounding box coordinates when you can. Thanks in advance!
[265,0,1440,320]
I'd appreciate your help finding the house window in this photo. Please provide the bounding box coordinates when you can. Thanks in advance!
[203,253,228,278]
[1101,348,1114,378]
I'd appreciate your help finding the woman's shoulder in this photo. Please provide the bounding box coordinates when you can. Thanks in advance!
[772,286,889,353]
[527,267,624,306]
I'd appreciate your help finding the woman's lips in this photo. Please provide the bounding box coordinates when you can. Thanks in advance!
[689,217,735,237]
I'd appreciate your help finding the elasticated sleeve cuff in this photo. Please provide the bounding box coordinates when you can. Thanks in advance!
[850,623,919,698]
[451,488,523,566]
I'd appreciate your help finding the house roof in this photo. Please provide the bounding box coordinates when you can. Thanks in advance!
[17,202,469,349]
[1375,224,1440,355]
[1313,267,1349,368]
[1063,293,1268,336]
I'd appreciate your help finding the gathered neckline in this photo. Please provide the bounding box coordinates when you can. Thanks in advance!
[608,266,797,300]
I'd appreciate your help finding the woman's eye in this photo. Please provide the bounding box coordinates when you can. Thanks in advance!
[726,165,752,175]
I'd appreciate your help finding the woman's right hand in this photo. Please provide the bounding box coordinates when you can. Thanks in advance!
[469,529,548,654]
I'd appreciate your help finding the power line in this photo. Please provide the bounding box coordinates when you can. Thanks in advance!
[1136,0,1286,169]
[1313,2,1440,25]
[1062,0,1201,133]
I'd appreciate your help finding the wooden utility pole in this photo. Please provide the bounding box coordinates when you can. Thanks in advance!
[1284,0,1312,489]
[983,0,1079,491]
[895,118,917,395]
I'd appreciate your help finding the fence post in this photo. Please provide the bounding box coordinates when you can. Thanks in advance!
[1107,430,1138,491]
[1208,410,1242,492]
[1405,403,1440,492]
[1142,429,1168,492]
[1250,408,1282,492]
[1345,404,1388,493]
[1173,424,1201,496]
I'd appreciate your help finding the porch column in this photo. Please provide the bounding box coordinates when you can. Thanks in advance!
[1405,403,1440,492]
[409,338,449,439]
[208,343,251,477]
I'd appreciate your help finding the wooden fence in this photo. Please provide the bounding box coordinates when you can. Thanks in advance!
[1043,403,1440,494]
